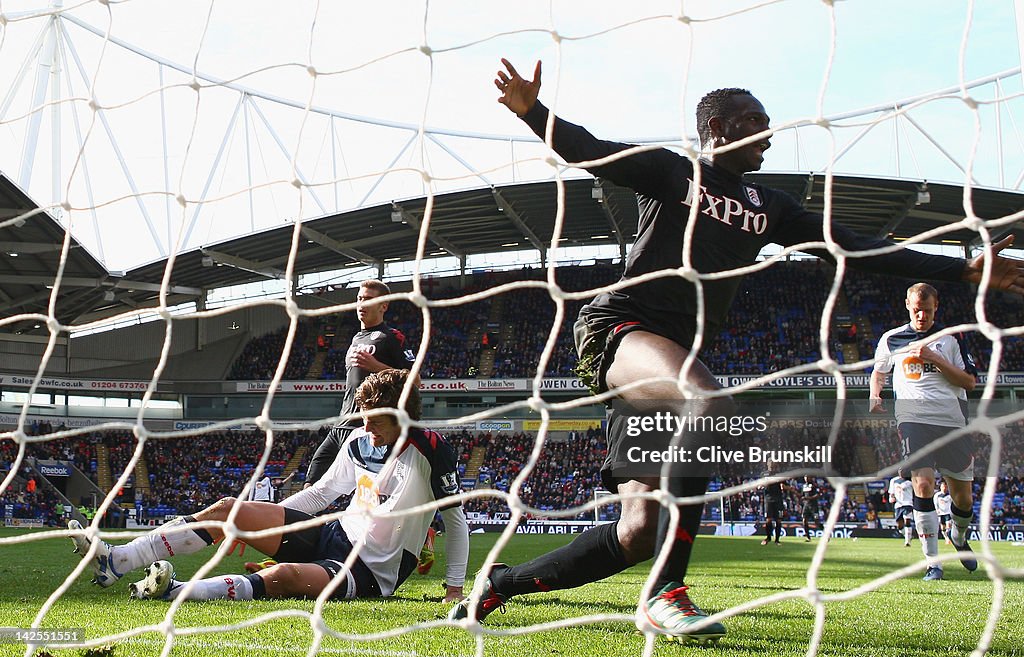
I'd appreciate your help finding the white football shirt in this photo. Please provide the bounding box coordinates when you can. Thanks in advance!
[249,475,273,502]
[282,427,464,596]
[888,476,913,509]
[873,323,976,428]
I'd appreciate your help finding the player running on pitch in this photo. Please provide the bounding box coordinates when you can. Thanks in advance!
[934,480,954,544]
[871,283,980,581]
[888,469,915,547]
[449,58,1023,642]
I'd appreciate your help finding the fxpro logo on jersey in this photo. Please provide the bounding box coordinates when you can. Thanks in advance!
[681,179,768,234]
[901,357,939,380]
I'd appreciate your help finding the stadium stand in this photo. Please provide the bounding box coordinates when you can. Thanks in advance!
[7,420,1022,527]
[5,264,1022,529]
[226,262,1023,381]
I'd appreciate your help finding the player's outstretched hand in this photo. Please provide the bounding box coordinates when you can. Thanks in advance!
[495,58,541,117]
[962,235,1024,294]
[868,398,886,414]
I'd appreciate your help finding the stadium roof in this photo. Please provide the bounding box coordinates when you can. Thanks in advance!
[1,172,1022,336]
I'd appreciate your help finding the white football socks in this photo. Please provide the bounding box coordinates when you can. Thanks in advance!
[914,509,940,565]
[112,516,213,575]
[169,574,255,601]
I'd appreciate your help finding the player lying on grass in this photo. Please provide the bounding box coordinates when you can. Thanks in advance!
[70,369,468,603]
[450,57,1024,643]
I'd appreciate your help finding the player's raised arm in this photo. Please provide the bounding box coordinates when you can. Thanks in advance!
[774,206,1024,295]
[495,58,541,117]
[495,58,681,198]
[960,235,1024,295]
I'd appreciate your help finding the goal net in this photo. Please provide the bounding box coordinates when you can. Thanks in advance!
[0,2,1022,656]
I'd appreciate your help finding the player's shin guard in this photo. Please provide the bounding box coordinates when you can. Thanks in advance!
[912,495,939,564]
[114,515,215,574]
[489,520,629,597]
[652,476,708,591]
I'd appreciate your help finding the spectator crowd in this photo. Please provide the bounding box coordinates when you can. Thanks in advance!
[226,262,1024,382]
[3,420,1023,527]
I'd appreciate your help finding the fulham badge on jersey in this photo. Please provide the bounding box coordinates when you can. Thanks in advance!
[744,185,763,207]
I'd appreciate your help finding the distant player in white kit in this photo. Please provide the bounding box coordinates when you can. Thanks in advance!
[934,480,953,545]
[887,469,915,546]
[871,282,979,581]
[249,474,273,502]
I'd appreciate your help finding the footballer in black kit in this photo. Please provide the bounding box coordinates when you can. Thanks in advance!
[447,58,1024,642]
[340,324,414,424]
[761,480,786,545]
[305,280,415,487]
[800,477,822,541]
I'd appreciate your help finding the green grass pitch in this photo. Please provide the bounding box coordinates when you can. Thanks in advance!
[1,527,1022,656]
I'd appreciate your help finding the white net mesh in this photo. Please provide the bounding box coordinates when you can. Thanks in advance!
[1,2,1023,656]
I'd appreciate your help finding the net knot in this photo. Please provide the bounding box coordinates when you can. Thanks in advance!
[963,216,984,231]
[676,266,699,282]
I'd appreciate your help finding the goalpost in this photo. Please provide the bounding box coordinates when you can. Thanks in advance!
[0,2,1022,657]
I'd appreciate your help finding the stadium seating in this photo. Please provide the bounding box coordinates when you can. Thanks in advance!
[8,421,1023,526]
[227,262,1023,381]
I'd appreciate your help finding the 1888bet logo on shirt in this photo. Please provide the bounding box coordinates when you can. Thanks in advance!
[355,475,380,510]
[901,357,938,380]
